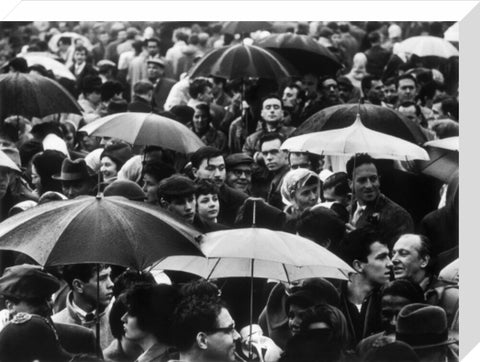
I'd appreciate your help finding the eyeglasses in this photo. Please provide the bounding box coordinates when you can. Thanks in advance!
[207,325,237,335]
[231,169,252,177]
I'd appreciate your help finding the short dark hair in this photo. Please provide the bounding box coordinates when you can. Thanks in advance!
[361,75,380,94]
[319,75,337,87]
[190,146,223,169]
[189,78,213,99]
[346,153,377,180]
[145,37,160,47]
[381,278,425,303]
[261,94,283,108]
[395,74,417,88]
[125,284,179,343]
[339,227,385,266]
[195,179,219,198]
[62,264,108,289]
[112,269,156,298]
[172,296,225,352]
[368,31,382,44]
[133,80,154,96]
[100,81,124,102]
[142,160,175,183]
[74,45,88,55]
[416,234,435,274]
[259,132,285,149]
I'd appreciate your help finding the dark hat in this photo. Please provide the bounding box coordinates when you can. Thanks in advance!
[170,105,194,125]
[0,264,60,301]
[285,278,340,311]
[363,341,420,362]
[104,180,146,201]
[52,158,96,181]
[100,143,133,170]
[157,175,197,198]
[147,58,166,68]
[323,171,348,190]
[81,75,102,94]
[8,57,29,73]
[225,153,253,170]
[0,313,72,362]
[107,98,129,115]
[396,303,458,350]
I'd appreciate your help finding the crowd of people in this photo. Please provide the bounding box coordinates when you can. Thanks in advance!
[0,21,459,361]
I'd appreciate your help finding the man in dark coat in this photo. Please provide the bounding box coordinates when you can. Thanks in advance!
[69,46,98,98]
[147,58,177,112]
[128,80,154,113]
[347,153,414,248]
[0,264,99,357]
[364,31,391,78]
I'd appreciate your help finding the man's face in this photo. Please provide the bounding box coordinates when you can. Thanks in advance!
[359,241,393,286]
[338,84,352,103]
[193,156,226,188]
[261,98,283,124]
[62,179,93,199]
[367,80,385,103]
[80,267,114,309]
[302,74,318,95]
[0,168,12,200]
[384,84,397,104]
[261,139,288,172]
[282,87,299,108]
[204,308,240,362]
[351,163,380,205]
[398,105,420,125]
[73,50,86,65]
[289,153,311,171]
[321,78,339,101]
[397,78,417,103]
[198,87,214,104]
[381,294,411,334]
[392,235,428,283]
[147,63,163,81]
[147,41,159,57]
[226,164,252,193]
[166,195,196,224]
[193,108,210,134]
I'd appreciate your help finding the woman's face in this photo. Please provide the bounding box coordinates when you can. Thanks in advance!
[100,157,117,181]
[64,124,76,150]
[31,164,41,191]
[193,108,210,134]
[294,183,319,211]
[121,312,148,341]
[196,193,219,221]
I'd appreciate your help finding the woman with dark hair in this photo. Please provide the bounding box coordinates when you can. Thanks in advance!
[190,103,227,153]
[121,284,179,362]
[31,150,67,197]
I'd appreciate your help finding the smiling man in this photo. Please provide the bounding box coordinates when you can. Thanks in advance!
[346,153,414,247]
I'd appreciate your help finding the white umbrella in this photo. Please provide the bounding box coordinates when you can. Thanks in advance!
[419,136,459,182]
[424,136,459,151]
[444,22,459,43]
[399,35,458,58]
[79,112,205,154]
[281,114,430,161]
[21,53,76,81]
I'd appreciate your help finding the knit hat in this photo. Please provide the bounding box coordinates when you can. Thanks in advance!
[157,175,197,199]
[100,143,133,171]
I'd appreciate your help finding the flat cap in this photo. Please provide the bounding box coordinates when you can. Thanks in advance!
[0,264,60,301]
[225,153,253,169]
[157,175,197,198]
[146,57,166,68]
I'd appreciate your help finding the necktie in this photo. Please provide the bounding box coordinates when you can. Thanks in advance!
[352,207,365,226]
[84,312,95,322]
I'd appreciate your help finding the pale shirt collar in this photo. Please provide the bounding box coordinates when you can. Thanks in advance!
[71,299,95,321]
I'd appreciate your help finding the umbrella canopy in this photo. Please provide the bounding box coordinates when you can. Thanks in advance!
[0,72,82,120]
[48,32,93,53]
[282,115,430,161]
[0,195,204,269]
[0,150,21,173]
[255,33,342,76]
[20,52,76,81]
[189,43,297,81]
[154,227,354,282]
[79,112,205,154]
[444,22,459,43]
[222,21,273,35]
[399,35,459,58]
[292,103,428,144]
[417,136,458,182]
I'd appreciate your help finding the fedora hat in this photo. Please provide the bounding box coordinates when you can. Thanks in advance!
[52,158,96,181]
[396,303,458,350]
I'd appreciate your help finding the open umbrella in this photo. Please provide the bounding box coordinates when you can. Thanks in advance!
[222,21,273,35]
[255,32,342,76]
[0,195,204,269]
[20,52,76,81]
[399,35,459,58]
[282,114,430,161]
[189,43,296,81]
[0,72,82,120]
[79,112,205,154]
[292,103,428,145]
[417,136,458,182]
[48,32,93,53]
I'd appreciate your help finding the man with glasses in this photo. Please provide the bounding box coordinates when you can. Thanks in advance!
[172,296,241,362]
[319,76,343,109]
[225,153,253,195]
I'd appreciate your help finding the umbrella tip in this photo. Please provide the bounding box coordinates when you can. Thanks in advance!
[95,192,103,200]
[354,113,363,125]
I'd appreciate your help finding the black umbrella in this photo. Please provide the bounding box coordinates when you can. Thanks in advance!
[0,72,82,121]
[291,103,428,145]
[255,32,342,76]
[189,43,297,81]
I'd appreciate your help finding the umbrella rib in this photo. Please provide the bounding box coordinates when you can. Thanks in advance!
[282,264,291,284]
[207,258,221,280]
